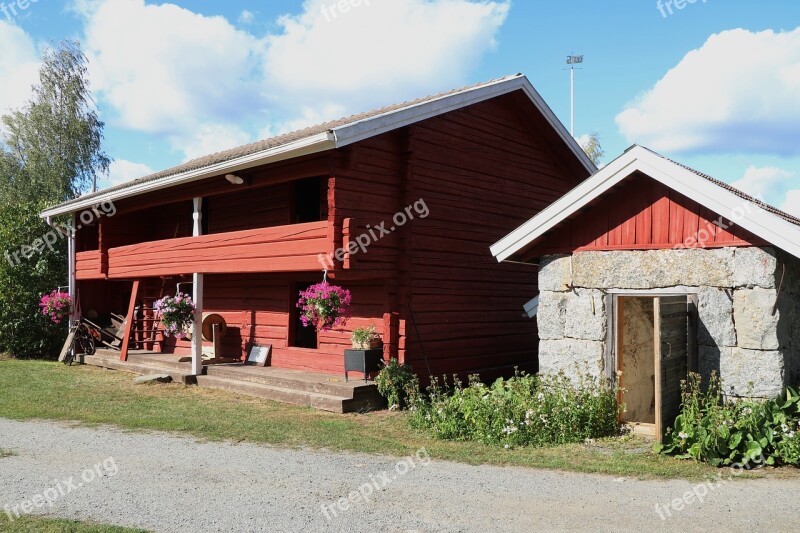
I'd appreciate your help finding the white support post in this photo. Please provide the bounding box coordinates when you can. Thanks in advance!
[190,197,204,376]
[67,214,77,326]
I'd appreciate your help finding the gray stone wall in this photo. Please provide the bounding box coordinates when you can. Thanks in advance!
[537,246,800,398]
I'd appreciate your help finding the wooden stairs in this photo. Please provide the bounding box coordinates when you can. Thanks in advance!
[85,349,385,413]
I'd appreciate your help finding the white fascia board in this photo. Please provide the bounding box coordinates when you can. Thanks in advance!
[490,145,800,262]
[333,76,597,175]
[40,132,336,218]
[636,152,800,260]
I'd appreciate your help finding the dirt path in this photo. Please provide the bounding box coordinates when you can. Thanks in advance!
[0,418,797,532]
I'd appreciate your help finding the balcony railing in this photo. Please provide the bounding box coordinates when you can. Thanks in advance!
[91,221,332,278]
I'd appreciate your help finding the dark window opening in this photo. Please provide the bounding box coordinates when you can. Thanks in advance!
[293,177,323,223]
[201,198,209,236]
[291,282,318,349]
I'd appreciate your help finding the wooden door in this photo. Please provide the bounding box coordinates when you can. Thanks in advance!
[654,296,689,441]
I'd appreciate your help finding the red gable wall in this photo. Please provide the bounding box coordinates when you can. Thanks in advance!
[523,172,763,260]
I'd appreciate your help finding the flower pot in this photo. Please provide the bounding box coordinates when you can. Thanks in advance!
[352,337,383,350]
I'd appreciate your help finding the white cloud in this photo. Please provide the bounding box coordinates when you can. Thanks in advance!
[616,28,800,155]
[263,0,509,117]
[781,190,800,218]
[102,159,153,188]
[730,165,793,203]
[172,123,252,161]
[74,0,508,162]
[78,0,263,159]
[238,9,255,25]
[0,21,39,115]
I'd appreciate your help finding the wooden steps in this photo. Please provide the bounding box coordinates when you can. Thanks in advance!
[84,350,385,413]
[84,352,195,384]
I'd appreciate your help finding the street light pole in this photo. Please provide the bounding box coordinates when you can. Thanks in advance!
[566,54,584,137]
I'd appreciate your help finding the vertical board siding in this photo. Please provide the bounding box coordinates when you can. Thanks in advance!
[529,172,761,257]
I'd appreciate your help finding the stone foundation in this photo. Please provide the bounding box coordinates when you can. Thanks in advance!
[537,246,800,398]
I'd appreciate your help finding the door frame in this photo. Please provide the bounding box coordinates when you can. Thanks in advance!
[608,290,698,441]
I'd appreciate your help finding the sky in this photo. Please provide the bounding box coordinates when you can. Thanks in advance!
[1,0,799,216]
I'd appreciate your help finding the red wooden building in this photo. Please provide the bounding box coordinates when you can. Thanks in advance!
[41,74,594,407]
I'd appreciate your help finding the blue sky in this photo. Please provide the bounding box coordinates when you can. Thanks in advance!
[2,0,799,215]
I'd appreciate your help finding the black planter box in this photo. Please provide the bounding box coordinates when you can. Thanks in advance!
[344,349,383,382]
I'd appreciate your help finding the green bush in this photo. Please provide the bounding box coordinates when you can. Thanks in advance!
[0,200,67,358]
[375,358,416,410]
[408,370,621,448]
[656,372,800,467]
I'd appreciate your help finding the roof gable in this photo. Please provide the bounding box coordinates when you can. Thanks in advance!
[42,74,595,218]
[490,145,800,261]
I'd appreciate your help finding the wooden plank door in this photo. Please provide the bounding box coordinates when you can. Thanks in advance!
[654,295,689,441]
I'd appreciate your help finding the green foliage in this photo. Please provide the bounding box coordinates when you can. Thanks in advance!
[656,372,800,467]
[375,358,416,409]
[0,40,109,202]
[409,370,621,448]
[579,132,604,166]
[0,41,109,358]
[351,324,380,349]
[0,200,67,358]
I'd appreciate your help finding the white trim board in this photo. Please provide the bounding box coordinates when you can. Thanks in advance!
[42,75,595,219]
[490,145,800,262]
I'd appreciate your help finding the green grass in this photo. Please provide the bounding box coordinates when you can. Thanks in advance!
[0,448,14,458]
[0,359,787,480]
[0,514,148,532]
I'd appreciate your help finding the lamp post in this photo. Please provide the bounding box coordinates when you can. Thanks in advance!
[566,54,584,137]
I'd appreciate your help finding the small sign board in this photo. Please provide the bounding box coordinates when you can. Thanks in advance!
[246,344,271,366]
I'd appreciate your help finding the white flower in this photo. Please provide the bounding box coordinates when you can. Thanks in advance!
[741,407,752,416]
[504,444,510,449]
[678,431,689,440]
[537,392,545,401]
[788,431,796,439]
[781,423,789,433]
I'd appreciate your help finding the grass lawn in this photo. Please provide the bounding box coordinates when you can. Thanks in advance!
[0,359,786,481]
[0,514,148,532]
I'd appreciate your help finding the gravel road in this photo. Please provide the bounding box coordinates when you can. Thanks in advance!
[0,418,798,532]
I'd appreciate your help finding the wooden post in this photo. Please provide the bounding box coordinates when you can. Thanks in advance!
[190,197,204,376]
[120,280,140,362]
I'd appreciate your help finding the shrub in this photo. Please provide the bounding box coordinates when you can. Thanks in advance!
[375,358,416,410]
[409,370,621,448]
[0,200,67,358]
[656,372,800,467]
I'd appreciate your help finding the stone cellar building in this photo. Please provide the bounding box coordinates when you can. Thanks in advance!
[492,146,800,438]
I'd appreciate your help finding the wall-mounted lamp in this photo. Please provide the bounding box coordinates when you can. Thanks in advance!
[225,174,245,185]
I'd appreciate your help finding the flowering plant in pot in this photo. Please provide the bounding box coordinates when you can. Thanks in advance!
[351,325,382,350]
[296,282,352,331]
[39,290,72,325]
[154,293,196,339]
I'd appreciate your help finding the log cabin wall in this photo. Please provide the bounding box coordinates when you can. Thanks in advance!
[401,93,588,378]
[73,90,591,378]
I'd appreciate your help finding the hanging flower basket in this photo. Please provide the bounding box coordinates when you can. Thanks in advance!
[39,290,72,325]
[296,282,352,331]
[154,293,196,339]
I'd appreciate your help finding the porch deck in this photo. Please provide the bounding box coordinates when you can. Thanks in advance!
[84,350,385,413]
